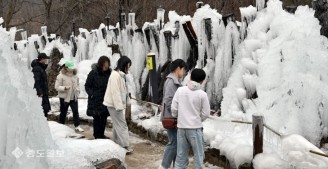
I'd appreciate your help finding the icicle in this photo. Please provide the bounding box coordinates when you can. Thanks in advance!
[256,0,265,11]
[157,7,165,30]
[240,6,257,40]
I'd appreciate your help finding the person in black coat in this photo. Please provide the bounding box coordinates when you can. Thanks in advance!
[31,53,51,118]
[85,56,112,139]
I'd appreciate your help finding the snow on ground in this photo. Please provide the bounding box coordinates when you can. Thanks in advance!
[131,104,166,137]
[47,122,126,169]
[49,97,89,120]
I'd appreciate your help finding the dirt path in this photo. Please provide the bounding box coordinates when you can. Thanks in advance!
[68,124,221,169]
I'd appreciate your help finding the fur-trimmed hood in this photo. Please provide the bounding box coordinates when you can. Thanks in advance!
[61,67,77,76]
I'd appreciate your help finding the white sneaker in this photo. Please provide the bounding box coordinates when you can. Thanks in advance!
[158,165,167,169]
[75,126,84,132]
[124,147,134,154]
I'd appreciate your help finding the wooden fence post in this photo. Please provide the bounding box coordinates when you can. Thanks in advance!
[252,114,264,158]
[125,104,131,123]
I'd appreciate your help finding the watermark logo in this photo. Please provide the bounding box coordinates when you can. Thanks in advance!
[11,147,24,159]
[12,147,65,159]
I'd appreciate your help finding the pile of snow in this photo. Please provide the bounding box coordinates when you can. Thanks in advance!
[253,135,328,169]
[131,104,165,136]
[48,122,126,169]
[221,0,328,146]
[204,117,253,167]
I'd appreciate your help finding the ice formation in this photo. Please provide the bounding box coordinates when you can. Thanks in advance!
[3,0,328,168]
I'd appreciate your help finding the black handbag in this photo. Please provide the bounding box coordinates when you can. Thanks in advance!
[86,109,94,116]
[86,96,94,117]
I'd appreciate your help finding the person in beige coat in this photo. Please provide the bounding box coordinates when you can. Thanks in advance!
[55,60,84,132]
[103,56,133,153]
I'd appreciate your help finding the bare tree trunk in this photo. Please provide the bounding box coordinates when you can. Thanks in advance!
[4,0,15,29]
[43,0,53,32]
[0,0,3,19]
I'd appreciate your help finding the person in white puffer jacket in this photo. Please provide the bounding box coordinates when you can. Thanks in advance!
[103,56,133,154]
[55,60,84,132]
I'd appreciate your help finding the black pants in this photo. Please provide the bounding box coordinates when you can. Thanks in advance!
[41,95,51,118]
[59,98,80,127]
[93,113,108,139]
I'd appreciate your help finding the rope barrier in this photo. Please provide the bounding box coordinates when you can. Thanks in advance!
[309,150,328,158]
[49,96,88,99]
[264,124,283,137]
[231,120,283,138]
[130,97,162,107]
[231,120,252,124]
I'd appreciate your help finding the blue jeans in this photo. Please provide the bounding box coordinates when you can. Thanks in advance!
[161,128,177,168]
[175,128,204,169]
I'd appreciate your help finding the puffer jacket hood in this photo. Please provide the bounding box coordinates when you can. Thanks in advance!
[166,73,181,86]
[31,59,38,68]
[31,59,48,70]
[91,63,98,71]
[91,63,112,74]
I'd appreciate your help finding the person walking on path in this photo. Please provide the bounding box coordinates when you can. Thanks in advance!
[85,56,112,139]
[103,56,133,153]
[31,53,51,118]
[172,69,210,169]
[159,59,187,169]
[55,60,84,132]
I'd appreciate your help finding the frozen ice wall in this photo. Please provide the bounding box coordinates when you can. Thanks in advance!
[0,24,55,168]
[257,0,266,11]
[240,5,257,40]
[12,0,328,146]
[221,0,328,145]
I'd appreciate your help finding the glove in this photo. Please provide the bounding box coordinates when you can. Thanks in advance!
[37,90,43,97]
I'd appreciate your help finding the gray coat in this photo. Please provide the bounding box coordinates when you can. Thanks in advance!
[161,73,182,119]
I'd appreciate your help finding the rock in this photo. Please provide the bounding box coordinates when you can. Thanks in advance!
[95,158,126,169]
